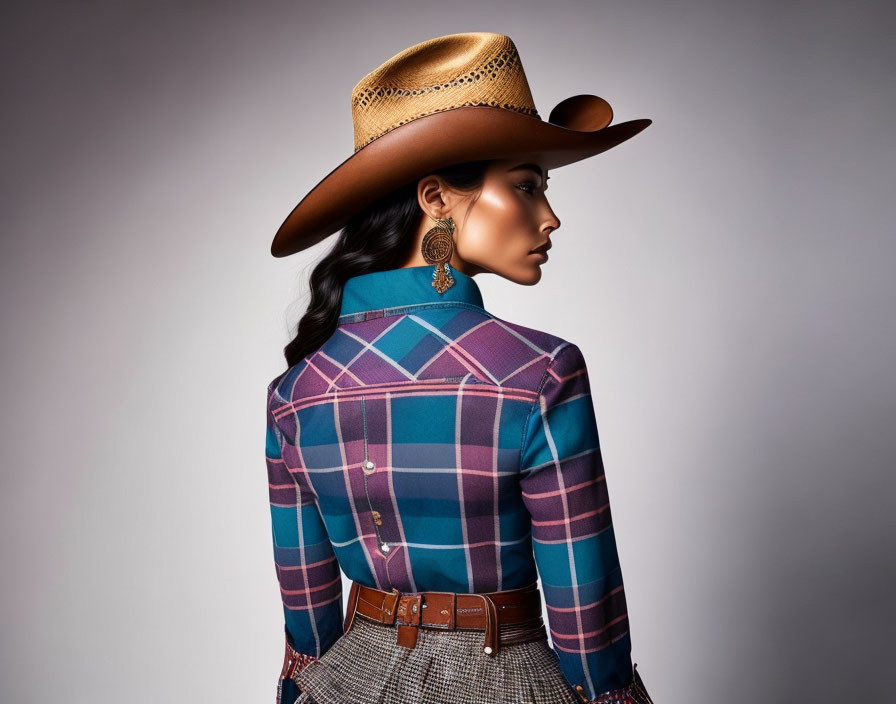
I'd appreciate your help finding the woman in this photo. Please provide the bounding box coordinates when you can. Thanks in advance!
[265,32,655,704]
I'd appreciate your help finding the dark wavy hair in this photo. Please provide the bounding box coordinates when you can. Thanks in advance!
[282,160,493,368]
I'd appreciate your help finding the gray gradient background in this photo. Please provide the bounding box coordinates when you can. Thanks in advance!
[2,1,894,702]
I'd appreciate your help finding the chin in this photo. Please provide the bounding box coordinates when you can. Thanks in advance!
[517,264,544,286]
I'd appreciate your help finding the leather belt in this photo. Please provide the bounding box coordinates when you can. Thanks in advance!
[342,580,547,657]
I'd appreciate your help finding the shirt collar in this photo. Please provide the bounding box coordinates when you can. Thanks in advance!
[338,264,485,319]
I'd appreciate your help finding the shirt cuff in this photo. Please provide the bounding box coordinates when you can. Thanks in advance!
[573,663,655,704]
[276,634,319,703]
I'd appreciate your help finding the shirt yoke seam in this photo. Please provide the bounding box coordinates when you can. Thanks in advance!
[337,300,489,324]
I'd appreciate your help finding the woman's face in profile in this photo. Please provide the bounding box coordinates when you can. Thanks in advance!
[453,159,560,285]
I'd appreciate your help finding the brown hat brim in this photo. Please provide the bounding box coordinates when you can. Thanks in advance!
[271,98,651,257]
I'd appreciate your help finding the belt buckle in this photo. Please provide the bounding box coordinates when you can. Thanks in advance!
[381,587,400,625]
[395,593,422,649]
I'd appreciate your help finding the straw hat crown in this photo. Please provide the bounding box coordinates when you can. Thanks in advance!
[351,33,540,153]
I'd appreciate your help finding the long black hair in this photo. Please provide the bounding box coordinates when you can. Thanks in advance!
[283,160,492,368]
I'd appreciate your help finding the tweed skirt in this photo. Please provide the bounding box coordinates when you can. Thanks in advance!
[291,611,582,704]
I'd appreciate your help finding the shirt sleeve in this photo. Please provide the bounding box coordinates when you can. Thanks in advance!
[519,343,654,703]
[266,384,344,703]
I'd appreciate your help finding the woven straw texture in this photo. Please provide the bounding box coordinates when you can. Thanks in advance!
[351,33,541,152]
[290,612,581,704]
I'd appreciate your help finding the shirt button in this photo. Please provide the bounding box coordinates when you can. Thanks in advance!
[363,460,376,474]
[381,542,391,553]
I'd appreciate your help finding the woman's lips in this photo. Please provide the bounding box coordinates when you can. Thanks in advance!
[530,240,552,260]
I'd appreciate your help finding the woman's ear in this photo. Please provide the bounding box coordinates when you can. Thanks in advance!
[417,174,449,220]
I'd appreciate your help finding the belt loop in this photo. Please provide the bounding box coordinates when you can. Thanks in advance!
[448,592,456,629]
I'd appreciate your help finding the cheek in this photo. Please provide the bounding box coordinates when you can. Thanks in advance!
[460,190,531,255]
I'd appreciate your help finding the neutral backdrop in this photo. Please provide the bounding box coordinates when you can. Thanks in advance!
[2,1,894,702]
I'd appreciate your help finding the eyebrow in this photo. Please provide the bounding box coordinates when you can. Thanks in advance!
[508,162,550,181]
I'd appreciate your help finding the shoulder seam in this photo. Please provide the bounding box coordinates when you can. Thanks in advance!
[267,371,291,448]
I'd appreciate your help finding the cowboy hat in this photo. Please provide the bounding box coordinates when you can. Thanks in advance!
[271,31,652,258]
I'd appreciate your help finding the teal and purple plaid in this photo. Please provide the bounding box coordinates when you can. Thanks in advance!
[266,265,636,702]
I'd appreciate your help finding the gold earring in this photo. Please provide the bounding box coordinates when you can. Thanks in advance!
[421,215,456,294]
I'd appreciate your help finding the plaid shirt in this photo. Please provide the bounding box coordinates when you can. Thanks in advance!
[266,265,643,703]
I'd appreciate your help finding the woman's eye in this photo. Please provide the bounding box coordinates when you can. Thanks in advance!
[516,182,536,195]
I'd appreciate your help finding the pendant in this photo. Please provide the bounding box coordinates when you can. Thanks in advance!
[432,262,455,294]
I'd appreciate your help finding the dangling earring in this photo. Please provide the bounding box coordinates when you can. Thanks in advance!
[421,215,456,294]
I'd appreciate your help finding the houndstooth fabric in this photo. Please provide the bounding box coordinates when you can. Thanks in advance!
[290,613,581,704]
